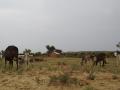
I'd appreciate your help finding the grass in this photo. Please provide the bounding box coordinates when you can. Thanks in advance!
[112,74,119,80]
[83,85,95,90]
[49,72,80,86]
[0,57,120,90]
[0,57,120,74]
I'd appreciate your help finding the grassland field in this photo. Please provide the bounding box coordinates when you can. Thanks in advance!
[0,57,119,90]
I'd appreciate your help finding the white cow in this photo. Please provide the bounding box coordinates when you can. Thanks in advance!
[114,51,120,66]
[24,52,29,65]
[18,53,33,65]
[24,52,34,65]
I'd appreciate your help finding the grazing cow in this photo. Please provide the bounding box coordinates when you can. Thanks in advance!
[24,52,30,65]
[24,52,34,65]
[94,53,107,67]
[81,54,95,65]
[3,46,19,70]
[114,51,120,66]
[18,57,25,65]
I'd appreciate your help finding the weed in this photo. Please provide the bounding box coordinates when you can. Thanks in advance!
[17,68,24,75]
[71,64,80,71]
[49,73,80,86]
[83,85,95,90]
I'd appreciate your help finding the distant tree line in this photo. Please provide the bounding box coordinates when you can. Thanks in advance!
[62,51,114,58]
[0,42,119,58]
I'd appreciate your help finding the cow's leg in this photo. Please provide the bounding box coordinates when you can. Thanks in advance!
[93,60,96,66]
[104,59,107,64]
[81,58,84,65]
[102,60,105,67]
[5,59,7,69]
[95,60,97,65]
[9,60,13,70]
[16,60,18,70]
[85,59,87,64]
[15,57,18,70]
[27,60,29,66]
[99,61,102,66]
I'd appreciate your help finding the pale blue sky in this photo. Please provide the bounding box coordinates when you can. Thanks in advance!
[0,0,120,52]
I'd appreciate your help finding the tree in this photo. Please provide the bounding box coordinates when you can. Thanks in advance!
[34,52,41,56]
[116,42,120,49]
[46,45,55,53]
[23,49,31,54]
[46,45,50,51]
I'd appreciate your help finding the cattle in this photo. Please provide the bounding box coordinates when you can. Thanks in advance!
[93,53,107,67]
[18,54,33,66]
[114,51,120,66]
[23,52,34,65]
[3,45,19,70]
[18,57,25,65]
[81,54,95,65]
[24,52,30,65]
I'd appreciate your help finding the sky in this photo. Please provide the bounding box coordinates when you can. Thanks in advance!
[0,0,120,53]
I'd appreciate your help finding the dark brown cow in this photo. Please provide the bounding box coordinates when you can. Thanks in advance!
[94,53,107,66]
[3,46,19,70]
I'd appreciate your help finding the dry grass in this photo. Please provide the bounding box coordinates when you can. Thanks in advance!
[0,57,119,90]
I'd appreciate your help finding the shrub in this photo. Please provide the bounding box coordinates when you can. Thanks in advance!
[87,73,95,80]
[49,73,80,86]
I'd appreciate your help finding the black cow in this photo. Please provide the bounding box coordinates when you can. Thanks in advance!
[94,53,107,67]
[3,46,19,70]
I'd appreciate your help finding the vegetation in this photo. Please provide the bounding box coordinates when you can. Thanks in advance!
[0,57,119,90]
[23,49,31,54]
[62,51,114,58]
[116,42,120,49]
[49,73,80,86]
[83,85,95,90]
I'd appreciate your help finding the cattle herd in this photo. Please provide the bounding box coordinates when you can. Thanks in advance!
[1,45,39,70]
[81,53,107,66]
[0,45,120,70]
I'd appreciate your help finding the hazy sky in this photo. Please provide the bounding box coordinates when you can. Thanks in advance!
[0,0,120,53]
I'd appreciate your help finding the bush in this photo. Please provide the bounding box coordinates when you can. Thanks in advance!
[49,73,80,86]
[87,73,95,80]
